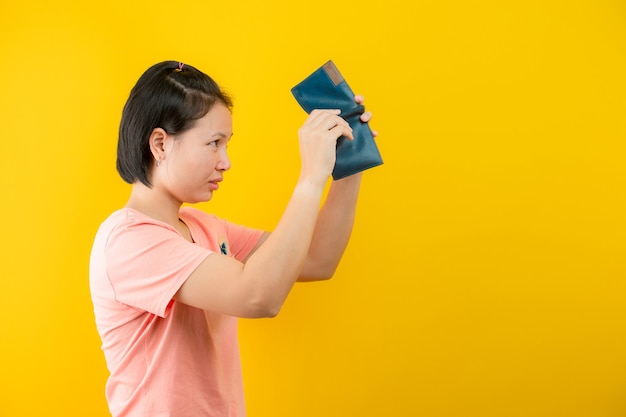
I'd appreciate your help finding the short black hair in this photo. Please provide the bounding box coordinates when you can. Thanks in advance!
[116,61,233,186]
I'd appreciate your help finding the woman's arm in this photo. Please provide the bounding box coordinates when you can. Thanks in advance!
[299,95,376,281]
[297,172,362,281]
[175,110,353,318]
[246,96,375,282]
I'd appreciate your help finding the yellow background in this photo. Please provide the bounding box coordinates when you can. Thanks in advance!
[1,0,626,416]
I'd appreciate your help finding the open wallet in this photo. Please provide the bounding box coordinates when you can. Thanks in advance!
[291,60,383,180]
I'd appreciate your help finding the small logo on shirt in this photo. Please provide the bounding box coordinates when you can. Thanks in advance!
[219,242,228,255]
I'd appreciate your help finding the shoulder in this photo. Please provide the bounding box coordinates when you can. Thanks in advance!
[93,208,181,254]
[95,208,210,278]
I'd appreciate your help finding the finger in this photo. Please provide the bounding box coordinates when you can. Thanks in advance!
[313,108,341,114]
[307,109,341,128]
[330,123,354,141]
[360,110,372,123]
[309,109,341,120]
[312,113,351,131]
[354,94,365,104]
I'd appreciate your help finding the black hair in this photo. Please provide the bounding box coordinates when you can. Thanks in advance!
[116,61,233,186]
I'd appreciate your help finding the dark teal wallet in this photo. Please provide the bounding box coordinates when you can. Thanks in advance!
[291,60,383,180]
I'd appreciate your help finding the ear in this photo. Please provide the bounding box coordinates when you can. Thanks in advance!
[149,128,168,163]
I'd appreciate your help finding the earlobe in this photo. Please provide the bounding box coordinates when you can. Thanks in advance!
[149,127,168,164]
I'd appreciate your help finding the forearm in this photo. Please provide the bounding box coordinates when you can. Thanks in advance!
[299,172,362,280]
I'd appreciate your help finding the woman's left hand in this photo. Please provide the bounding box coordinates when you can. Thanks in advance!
[354,94,377,137]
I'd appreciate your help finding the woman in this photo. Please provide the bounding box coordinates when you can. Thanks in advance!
[90,60,376,417]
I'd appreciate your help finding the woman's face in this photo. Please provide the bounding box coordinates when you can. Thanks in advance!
[160,102,233,204]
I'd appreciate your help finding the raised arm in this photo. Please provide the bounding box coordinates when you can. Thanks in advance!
[175,109,353,318]
[299,95,375,281]
[297,172,362,281]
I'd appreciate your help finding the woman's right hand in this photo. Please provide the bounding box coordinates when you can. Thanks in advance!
[297,109,353,186]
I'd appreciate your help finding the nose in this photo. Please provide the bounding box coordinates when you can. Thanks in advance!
[216,148,231,172]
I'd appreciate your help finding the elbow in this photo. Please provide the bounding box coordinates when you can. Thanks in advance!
[253,295,282,318]
[298,266,336,282]
[249,302,282,318]
[300,273,334,282]
[263,305,281,318]
[299,256,342,282]
[245,293,284,318]
[318,269,336,280]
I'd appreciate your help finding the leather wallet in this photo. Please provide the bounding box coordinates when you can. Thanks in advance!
[291,60,383,180]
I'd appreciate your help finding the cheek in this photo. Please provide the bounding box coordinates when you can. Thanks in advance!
[171,142,219,170]
[183,152,219,176]
[178,147,208,165]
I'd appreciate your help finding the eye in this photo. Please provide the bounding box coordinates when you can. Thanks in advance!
[208,140,219,147]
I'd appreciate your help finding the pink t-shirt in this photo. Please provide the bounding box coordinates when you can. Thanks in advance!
[89,207,264,417]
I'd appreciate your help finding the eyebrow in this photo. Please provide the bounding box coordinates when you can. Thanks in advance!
[212,132,233,139]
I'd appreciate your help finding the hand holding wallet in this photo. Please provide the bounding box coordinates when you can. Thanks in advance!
[291,60,383,180]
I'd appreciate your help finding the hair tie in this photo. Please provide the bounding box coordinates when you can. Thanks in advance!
[175,62,184,72]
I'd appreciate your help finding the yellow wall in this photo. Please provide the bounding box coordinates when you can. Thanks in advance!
[2,0,626,416]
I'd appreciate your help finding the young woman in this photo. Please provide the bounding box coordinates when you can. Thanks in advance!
[90,60,376,417]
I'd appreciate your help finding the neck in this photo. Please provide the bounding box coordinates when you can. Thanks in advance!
[125,182,183,227]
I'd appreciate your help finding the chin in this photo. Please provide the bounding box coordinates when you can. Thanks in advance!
[193,192,214,204]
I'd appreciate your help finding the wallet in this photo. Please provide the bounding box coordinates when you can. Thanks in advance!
[291,60,383,180]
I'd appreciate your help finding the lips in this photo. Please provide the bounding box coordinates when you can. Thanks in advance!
[209,177,223,191]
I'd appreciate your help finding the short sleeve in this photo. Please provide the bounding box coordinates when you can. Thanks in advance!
[105,216,211,317]
[225,220,265,261]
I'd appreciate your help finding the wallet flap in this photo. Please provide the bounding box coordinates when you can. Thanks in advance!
[323,61,344,86]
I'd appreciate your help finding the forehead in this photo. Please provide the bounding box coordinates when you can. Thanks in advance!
[192,102,233,136]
